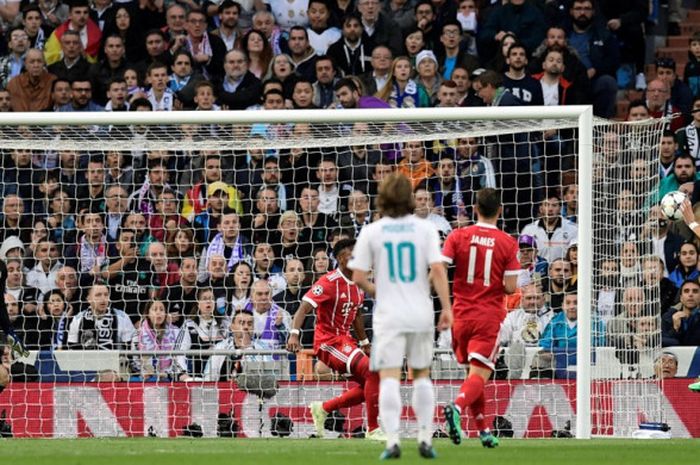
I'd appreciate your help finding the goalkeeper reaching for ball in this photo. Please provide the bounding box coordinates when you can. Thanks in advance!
[0,259,28,359]
[286,239,382,439]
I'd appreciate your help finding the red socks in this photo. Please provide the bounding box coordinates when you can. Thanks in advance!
[470,391,487,431]
[323,386,364,413]
[363,371,380,431]
[455,374,485,414]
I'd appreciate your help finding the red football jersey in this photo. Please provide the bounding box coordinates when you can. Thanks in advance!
[302,269,365,342]
[442,223,520,322]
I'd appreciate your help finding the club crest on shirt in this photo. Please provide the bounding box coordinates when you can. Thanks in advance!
[343,344,352,354]
[312,285,323,296]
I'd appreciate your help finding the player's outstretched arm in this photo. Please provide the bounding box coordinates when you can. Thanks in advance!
[287,300,313,353]
[352,270,376,298]
[681,198,700,239]
[429,262,453,331]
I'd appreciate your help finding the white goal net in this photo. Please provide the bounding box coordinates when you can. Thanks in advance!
[0,108,676,439]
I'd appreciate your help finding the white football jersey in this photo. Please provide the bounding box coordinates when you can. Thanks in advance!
[349,215,443,333]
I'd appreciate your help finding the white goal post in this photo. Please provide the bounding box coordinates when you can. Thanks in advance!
[0,106,671,440]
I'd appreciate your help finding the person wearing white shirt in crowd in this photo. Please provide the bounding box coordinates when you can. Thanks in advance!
[25,240,63,298]
[249,279,291,350]
[306,0,340,55]
[520,193,577,263]
[145,62,174,111]
[413,188,452,238]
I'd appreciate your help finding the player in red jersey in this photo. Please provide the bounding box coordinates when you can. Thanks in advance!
[286,239,382,439]
[441,188,520,448]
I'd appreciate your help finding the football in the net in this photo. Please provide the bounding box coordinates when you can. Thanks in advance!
[660,190,687,221]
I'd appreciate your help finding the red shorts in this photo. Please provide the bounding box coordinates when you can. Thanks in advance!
[314,334,363,375]
[451,319,502,369]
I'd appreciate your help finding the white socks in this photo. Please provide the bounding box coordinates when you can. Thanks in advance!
[379,377,401,447]
[412,377,435,445]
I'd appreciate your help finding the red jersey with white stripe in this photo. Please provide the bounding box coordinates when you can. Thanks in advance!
[302,269,365,350]
[442,222,520,322]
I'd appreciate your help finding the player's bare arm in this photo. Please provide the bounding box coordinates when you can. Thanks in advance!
[429,262,453,331]
[351,269,376,298]
[286,300,313,353]
[352,310,371,354]
[503,274,518,295]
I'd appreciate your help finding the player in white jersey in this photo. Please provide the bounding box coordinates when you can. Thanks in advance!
[349,173,452,460]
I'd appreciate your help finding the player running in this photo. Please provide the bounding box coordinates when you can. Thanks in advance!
[442,188,519,448]
[349,173,453,460]
[286,238,383,440]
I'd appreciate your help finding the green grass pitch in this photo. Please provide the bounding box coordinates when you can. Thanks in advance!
[1,438,697,465]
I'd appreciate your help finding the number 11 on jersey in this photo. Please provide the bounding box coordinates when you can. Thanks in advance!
[466,246,493,286]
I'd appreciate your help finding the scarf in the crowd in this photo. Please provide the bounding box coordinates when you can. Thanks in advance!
[53,314,69,350]
[389,80,419,108]
[245,301,283,349]
[206,233,245,271]
[78,309,119,350]
[79,234,106,273]
[138,319,180,372]
[168,73,192,93]
[685,124,700,160]
[136,181,155,216]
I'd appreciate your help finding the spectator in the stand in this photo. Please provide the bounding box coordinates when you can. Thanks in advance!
[202,209,253,274]
[44,0,102,66]
[647,78,684,133]
[103,228,152,322]
[649,154,700,208]
[532,47,579,107]
[128,158,175,216]
[139,30,172,72]
[203,309,255,381]
[414,49,441,105]
[229,260,254,313]
[167,51,205,110]
[252,242,285,293]
[435,80,459,107]
[546,258,573,314]
[77,210,107,279]
[436,20,477,82]
[312,55,339,108]
[144,62,174,111]
[243,28,273,80]
[565,0,618,118]
[243,187,281,244]
[359,45,392,96]
[500,282,552,348]
[7,48,56,112]
[274,258,307,316]
[676,97,700,167]
[641,205,683,274]
[192,182,240,246]
[521,194,578,263]
[58,78,104,111]
[164,256,199,323]
[656,57,692,119]
[183,155,242,221]
[315,157,352,215]
[502,42,543,106]
[540,292,605,351]
[76,156,106,213]
[306,246,331,285]
[163,4,187,44]
[641,255,677,312]
[357,0,402,56]
[212,0,243,52]
[477,0,544,62]
[147,240,179,290]
[252,10,285,56]
[0,27,30,88]
[249,279,291,350]
[654,352,679,379]
[38,289,72,350]
[287,26,317,82]
[668,242,700,289]
[607,286,648,350]
[684,32,700,98]
[26,240,62,296]
[413,0,438,51]
[298,185,338,245]
[47,76,71,109]
[662,279,700,347]
[134,300,190,381]
[66,283,136,351]
[377,56,429,108]
[102,6,144,64]
[48,30,91,83]
[217,49,263,110]
[517,234,548,285]
[3,149,33,200]
[183,9,226,82]
[338,190,372,237]
[413,188,451,237]
[327,14,370,77]
[22,5,50,50]
[307,0,340,55]
[186,287,226,376]
[397,140,434,191]
[104,77,129,111]
[599,1,647,91]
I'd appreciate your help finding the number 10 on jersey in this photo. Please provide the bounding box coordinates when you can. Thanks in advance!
[383,241,416,283]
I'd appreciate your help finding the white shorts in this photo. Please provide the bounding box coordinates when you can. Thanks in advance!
[370,330,434,371]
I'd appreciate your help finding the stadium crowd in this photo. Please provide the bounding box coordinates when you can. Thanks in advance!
[0,0,698,383]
